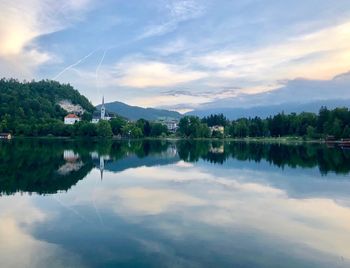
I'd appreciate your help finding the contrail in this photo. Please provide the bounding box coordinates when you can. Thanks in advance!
[52,195,89,223]
[92,178,105,226]
[53,49,98,80]
[95,49,108,96]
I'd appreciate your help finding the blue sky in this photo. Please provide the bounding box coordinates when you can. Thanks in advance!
[1,0,350,111]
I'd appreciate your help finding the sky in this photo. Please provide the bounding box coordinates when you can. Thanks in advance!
[1,0,350,112]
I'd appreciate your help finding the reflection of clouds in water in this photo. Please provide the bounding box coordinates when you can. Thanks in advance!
[79,165,350,262]
[115,187,205,215]
[175,160,194,168]
[0,196,84,268]
[135,238,200,268]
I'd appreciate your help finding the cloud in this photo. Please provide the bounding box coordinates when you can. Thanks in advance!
[0,0,91,78]
[150,39,189,56]
[129,85,280,112]
[129,20,350,110]
[0,195,84,268]
[114,187,205,215]
[194,21,350,82]
[139,0,205,39]
[115,59,206,88]
[192,71,350,111]
[80,164,350,261]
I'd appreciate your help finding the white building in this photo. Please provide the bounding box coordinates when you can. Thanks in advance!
[159,119,178,133]
[165,120,178,132]
[64,114,81,125]
[209,125,224,134]
[92,96,112,123]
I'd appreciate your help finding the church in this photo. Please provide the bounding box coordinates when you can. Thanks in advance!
[92,97,112,123]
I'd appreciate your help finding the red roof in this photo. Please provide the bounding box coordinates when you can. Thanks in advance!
[65,114,80,119]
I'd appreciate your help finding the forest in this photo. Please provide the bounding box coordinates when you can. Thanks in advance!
[178,107,350,139]
[0,78,94,135]
[0,79,349,139]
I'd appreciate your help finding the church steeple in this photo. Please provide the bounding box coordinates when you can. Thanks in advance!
[99,156,104,181]
[101,96,106,120]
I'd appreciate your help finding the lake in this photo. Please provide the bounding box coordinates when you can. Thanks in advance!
[0,139,350,268]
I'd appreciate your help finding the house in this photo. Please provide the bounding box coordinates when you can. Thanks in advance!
[162,120,179,133]
[209,125,224,134]
[64,114,81,125]
[0,133,12,139]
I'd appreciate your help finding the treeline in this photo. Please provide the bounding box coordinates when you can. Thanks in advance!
[23,117,170,138]
[1,79,349,139]
[178,107,350,139]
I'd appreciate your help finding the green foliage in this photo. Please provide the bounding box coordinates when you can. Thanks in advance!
[110,116,127,136]
[136,119,151,136]
[0,79,94,136]
[202,113,228,127]
[150,122,168,137]
[2,77,349,140]
[178,116,210,138]
[97,120,113,137]
[74,121,97,136]
[233,120,249,137]
[121,123,143,138]
[343,125,350,138]
[225,107,350,139]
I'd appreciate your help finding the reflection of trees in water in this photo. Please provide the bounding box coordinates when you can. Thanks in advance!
[1,139,349,195]
[176,140,350,175]
[0,139,94,195]
[0,139,175,195]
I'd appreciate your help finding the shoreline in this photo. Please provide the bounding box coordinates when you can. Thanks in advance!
[4,136,330,144]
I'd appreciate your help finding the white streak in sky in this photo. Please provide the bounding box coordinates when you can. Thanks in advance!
[95,49,107,95]
[53,49,98,80]
[52,196,89,223]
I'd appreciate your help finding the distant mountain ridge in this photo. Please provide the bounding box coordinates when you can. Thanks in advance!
[187,99,350,119]
[96,101,182,121]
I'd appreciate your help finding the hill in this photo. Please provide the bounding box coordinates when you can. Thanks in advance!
[96,101,182,121]
[0,78,94,134]
[187,99,350,119]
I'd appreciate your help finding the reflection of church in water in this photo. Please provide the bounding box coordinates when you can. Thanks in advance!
[90,152,112,180]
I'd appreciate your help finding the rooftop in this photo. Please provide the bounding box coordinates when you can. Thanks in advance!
[65,114,80,119]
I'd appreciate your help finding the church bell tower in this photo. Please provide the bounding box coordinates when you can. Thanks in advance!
[101,96,106,120]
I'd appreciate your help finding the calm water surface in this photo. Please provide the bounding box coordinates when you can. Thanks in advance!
[1,139,350,268]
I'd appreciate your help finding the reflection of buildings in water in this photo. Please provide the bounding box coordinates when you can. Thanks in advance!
[58,150,83,175]
[155,144,177,158]
[99,157,104,180]
[166,145,177,157]
[63,150,79,162]
[209,145,224,154]
[90,152,111,180]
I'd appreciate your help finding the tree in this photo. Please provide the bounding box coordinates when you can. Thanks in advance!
[97,120,113,137]
[330,119,342,138]
[121,123,143,138]
[178,116,210,138]
[234,120,248,137]
[110,117,127,135]
[202,114,228,127]
[136,119,151,137]
[0,79,95,136]
[150,123,168,137]
[307,126,315,139]
[343,125,350,138]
